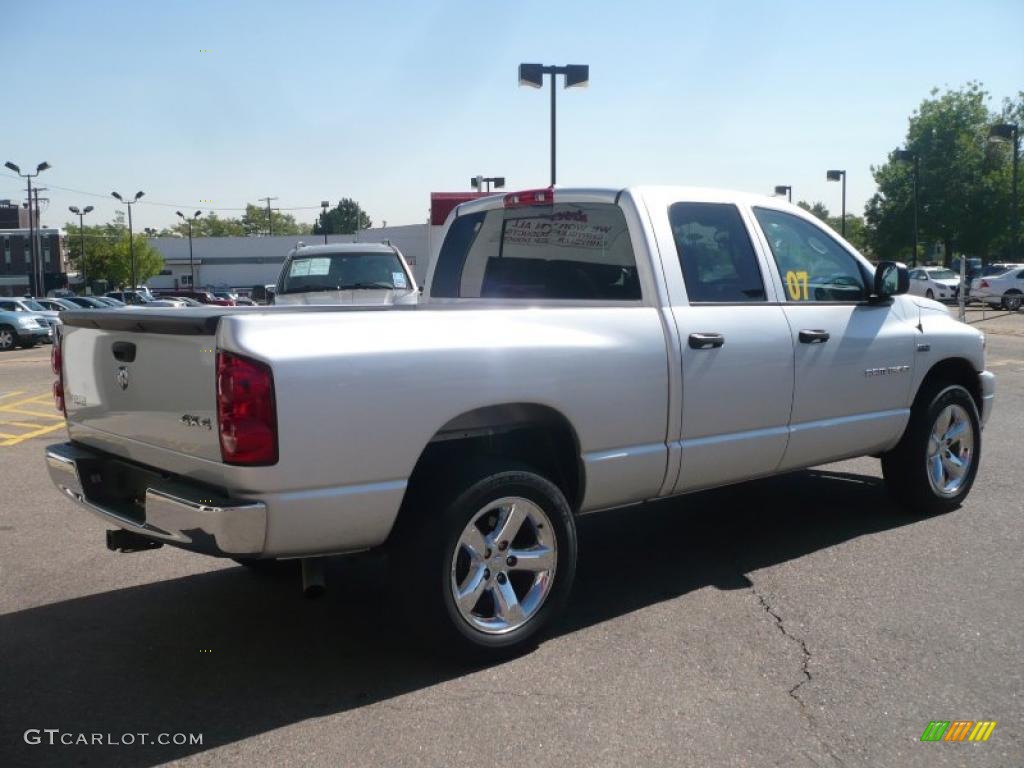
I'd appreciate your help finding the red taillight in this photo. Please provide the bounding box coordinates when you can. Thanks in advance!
[503,188,554,208]
[52,335,65,415]
[216,350,277,465]
[980,280,989,288]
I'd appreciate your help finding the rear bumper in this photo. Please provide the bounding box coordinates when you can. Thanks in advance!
[46,442,266,556]
[979,370,995,427]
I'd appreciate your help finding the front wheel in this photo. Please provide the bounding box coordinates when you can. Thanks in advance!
[392,465,577,658]
[882,382,981,515]
[1002,291,1022,311]
[925,289,934,299]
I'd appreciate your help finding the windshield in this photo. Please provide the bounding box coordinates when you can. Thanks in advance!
[928,269,957,279]
[22,299,46,311]
[279,251,410,294]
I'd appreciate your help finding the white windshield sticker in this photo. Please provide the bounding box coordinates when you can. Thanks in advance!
[289,259,311,277]
[392,272,407,288]
[308,258,331,276]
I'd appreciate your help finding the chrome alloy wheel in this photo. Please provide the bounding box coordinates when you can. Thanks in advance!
[926,403,975,498]
[0,328,13,351]
[450,496,557,635]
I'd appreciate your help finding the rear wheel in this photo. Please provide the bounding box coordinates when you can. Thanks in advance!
[392,463,577,658]
[882,381,980,515]
[1001,291,1022,311]
[0,326,14,351]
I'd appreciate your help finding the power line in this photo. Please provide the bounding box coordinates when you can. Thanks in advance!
[0,171,327,213]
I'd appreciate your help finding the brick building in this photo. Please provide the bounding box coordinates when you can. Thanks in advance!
[0,227,69,297]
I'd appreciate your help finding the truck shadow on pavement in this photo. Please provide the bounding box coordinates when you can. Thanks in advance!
[1,468,928,767]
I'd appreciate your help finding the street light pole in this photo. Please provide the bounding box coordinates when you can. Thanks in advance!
[518,64,590,186]
[774,185,792,202]
[990,123,1020,261]
[321,201,330,244]
[826,170,847,237]
[471,176,506,194]
[68,205,94,292]
[894,150,919,266]
[177,210,202,288]
[112,190,145,289]
[4,160,50,295]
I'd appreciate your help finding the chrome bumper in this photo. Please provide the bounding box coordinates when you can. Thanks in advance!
[979,370,995,427]
[46,442,266,556]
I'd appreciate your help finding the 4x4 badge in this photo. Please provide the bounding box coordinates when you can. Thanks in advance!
[116,366,129,391]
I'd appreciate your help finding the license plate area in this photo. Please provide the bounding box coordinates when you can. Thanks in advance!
[77,456,166,525]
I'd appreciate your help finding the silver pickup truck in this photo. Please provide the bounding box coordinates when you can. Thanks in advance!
[45,186,995,656]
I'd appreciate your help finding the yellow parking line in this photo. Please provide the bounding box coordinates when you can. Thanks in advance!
[0,407,62,420]
[0,422,65,447]
[0,391,25,401]
[0,432,18,439]
[0,420,44,429]
[0,391,53,410]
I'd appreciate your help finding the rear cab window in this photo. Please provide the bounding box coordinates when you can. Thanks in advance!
[432,201,640,301]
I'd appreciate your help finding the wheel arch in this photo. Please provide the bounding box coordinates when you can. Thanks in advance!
[917,357,982,414]
[390,403,585,541]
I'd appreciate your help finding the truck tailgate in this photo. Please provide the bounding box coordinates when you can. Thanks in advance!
[61,312,221,461]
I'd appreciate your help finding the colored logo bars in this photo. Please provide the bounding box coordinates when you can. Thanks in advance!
[921,720,997,742]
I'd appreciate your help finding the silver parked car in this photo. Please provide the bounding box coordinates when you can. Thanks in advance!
[0,307,52,350]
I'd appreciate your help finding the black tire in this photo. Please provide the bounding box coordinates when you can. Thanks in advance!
[925,289,934,299]
[881,381,981,515]
[0,325,15,352]
[18,339,38,349]
[391,461,577,659]
[1001,291,1022,311]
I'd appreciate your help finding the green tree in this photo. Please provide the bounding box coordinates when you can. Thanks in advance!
[66,218,164,288]
[312,198,372,235]
[241,204,308,236]
[864,83,1022,264]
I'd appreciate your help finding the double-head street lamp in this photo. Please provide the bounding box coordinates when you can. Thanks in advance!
[112,190,145,289]
[990,122,1020,261]
[826,170,847,237]
[176,210,202,287]
[774,185,792,202]
[518,63,589,186]
[5,160,50,295]
[471,176,505,194]
[893,149,919,266]
[68,205,94,290]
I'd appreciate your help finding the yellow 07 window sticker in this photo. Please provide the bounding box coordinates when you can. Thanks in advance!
[785,270,809,301]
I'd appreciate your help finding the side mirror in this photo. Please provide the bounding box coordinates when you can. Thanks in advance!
[873,261,909,298]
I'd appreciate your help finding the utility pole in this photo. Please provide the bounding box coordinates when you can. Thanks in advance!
[260,196,278,236]
[33,188,48,296]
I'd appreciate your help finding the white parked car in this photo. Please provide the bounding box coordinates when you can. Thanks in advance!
[46,186,995,657]
[970,266,1024,310]
[907,266,960,302]
[273,243,418,306]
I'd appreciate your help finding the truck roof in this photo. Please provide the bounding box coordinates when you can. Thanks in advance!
[453,185,799,218]
[289,242,397,256]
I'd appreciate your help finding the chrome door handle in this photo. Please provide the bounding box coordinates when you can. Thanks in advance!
[798,329,830,344]
[688,332,725,349]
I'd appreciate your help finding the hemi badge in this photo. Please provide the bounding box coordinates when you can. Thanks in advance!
[917,343,931,352]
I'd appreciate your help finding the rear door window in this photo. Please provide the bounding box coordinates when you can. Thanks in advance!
[431,202,640,300]
[669,202,766,302]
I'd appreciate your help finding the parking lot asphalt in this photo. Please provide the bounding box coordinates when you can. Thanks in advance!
[1,317,1022,767]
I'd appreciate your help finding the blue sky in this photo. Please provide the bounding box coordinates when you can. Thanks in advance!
[2,0,1022,231]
